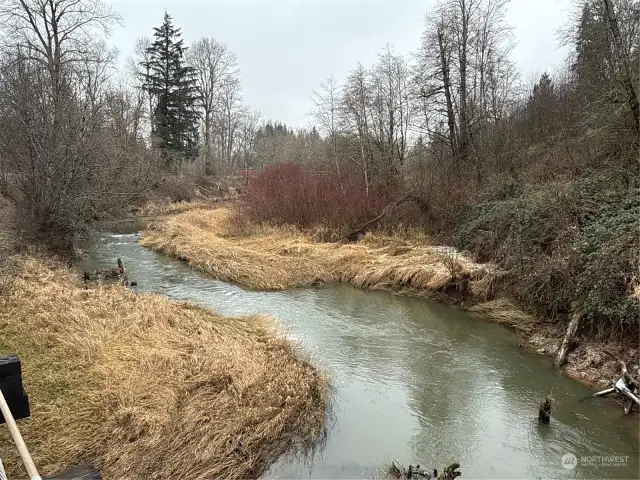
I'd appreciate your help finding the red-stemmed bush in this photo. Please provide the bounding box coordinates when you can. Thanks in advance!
[241,163,389,231]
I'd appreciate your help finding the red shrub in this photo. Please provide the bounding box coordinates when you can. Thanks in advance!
[242,163,388,231]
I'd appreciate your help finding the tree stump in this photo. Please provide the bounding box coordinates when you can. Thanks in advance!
[438,463,462,480]
[538,397,552,424]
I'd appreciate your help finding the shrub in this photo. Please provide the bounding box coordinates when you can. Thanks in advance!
[155,176,196,203]
[241,164,389,233]
[454,169,640,338]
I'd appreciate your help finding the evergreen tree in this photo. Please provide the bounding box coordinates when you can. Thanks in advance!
[572,1,612,98]
[142,12,199,167]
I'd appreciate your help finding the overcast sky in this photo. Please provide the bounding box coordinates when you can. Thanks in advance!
[109,0,572,128]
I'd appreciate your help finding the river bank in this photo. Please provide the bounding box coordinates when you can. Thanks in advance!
[0,255,329,479]
[139,206,639,393]
[81,229,640,479]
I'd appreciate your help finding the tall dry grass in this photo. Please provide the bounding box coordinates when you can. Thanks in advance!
[139,207,495,300]
[0,256,329,479]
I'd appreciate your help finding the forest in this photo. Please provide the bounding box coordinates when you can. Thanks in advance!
[0,0,638,336]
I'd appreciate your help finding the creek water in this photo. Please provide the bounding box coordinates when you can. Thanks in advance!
[78,222,639,480]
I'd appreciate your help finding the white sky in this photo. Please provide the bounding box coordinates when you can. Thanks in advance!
[109,0,572,128]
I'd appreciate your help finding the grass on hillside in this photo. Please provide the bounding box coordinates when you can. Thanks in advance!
[0,256,330,480]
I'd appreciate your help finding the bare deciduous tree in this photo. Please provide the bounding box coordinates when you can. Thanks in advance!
[187,37,238,173]
[312,76,343,182]
[0,0,154,252]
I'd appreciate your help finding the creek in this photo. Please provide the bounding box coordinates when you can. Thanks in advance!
[78,223,639,479]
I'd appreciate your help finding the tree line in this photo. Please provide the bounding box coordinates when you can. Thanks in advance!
[275,0,638,204]
[128,12,260,176]
[0,0,637,252]
[0,2,260,251]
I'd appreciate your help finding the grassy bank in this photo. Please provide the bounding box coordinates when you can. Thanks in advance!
[140,206,639,390]
[140,207,496,299]
[0,256,329,479]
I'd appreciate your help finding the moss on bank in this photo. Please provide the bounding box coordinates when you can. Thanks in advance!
[0,256,329,479]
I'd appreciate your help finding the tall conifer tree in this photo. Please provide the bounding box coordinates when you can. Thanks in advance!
[142,12,199,168]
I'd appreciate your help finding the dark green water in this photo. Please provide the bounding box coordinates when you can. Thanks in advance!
[79,226,639,480]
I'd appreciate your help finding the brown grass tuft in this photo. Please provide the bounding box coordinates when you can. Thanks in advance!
[0,256,329,479]
[467,298,535,327]
[135,199,221,218]
[139,207,495,299]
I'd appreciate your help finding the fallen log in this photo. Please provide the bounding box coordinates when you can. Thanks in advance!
[344,193,413,242]
[83,258,136,288]
[555,314,580,368]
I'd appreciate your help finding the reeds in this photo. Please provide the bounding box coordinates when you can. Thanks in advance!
[0,256,329,479]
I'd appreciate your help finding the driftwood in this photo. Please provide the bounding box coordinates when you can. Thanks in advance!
[344,193,414,242]
[439,463,462,480]
[389,461,459,480]
[555,314,580,368]
[83,258,136,288]
[593,351,640,414]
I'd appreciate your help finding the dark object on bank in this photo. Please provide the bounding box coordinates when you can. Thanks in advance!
[0,355,102,480]
[538,397,552,424]
[0,355,30,424]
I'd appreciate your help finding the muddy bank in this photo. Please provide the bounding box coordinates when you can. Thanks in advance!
[467,300,639,391]
[140,207,638,394]
[0,256,329,479]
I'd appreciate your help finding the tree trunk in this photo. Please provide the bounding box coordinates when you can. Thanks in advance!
[458,0,470,165]
[602,0,640,134]
[437,25,458,158]
[204,109,212,174]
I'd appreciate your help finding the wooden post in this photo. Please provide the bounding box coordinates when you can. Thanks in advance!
[0,390,41,479]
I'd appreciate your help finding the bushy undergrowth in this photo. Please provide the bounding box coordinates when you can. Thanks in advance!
[454,169,640,338]
[242,163,389,232]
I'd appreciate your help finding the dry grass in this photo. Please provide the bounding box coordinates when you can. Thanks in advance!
[0,195,16,262]
[0,256,329,480]
[134,199,221,218]
[466,299,536,328]
[139,207,496,299]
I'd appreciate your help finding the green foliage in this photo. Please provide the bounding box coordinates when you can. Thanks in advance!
[573,179,640,336]
[455,170,640,337]
[142,12,200,166]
